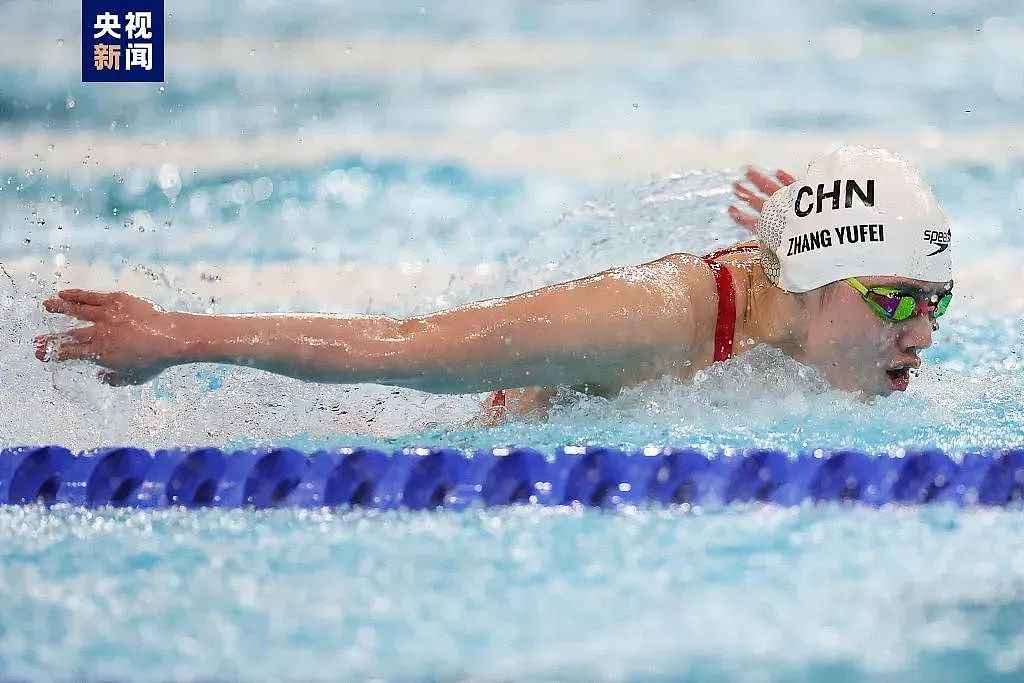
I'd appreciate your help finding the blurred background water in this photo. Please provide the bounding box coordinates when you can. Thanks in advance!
[1,1,1023,680]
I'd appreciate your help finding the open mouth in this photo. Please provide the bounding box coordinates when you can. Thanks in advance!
[885,367,911,391]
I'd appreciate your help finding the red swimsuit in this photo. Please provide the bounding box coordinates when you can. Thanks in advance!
[486,242,760,420]
[700,242,760,362]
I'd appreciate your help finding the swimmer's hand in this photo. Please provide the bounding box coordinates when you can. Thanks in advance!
[34,289,179,386]
[728,167,797,233]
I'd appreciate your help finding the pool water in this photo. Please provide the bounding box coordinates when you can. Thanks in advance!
[1,0,1023,680]
[5,504,1024,682]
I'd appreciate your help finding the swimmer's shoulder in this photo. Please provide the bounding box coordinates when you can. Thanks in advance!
[634,251,722,333]
[655,243,761,286]
[644,251,717,298]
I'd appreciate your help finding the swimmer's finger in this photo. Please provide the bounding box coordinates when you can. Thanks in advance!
[42,297,106,321]
[744,168,783,196]
[33,327,96,358]
[58,289,112,306]
[728,205,759,232]
[39,326,95,344]
[732,182,765,212]
[47,341,97,362]
[775,169,797,185]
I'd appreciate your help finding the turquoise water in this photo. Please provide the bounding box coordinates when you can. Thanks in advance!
[4,504,1024,682]
[2,0,1024,680]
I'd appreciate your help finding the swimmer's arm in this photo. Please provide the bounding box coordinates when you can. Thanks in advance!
[36,254,708,390]
[177,253,704,391]
[367,253,707,393]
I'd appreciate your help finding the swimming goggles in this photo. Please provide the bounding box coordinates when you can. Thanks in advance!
[845,278,953,322]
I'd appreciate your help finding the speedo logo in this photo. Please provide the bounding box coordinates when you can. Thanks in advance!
[924,229,951,256]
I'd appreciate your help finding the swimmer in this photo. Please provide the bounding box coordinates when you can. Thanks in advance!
[33,146,953,424]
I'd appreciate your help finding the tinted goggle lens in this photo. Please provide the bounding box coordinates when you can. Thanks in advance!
[868,290,952,321]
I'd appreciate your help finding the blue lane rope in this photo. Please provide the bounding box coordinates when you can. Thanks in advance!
[0,445,1022,510]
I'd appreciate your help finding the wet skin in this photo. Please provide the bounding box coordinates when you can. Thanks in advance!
[32,168,947,420]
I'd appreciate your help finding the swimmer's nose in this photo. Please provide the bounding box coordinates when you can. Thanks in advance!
[896,310,934,352]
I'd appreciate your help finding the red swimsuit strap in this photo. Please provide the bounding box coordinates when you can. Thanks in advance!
[702,242,761,263]
[701,243,760,363]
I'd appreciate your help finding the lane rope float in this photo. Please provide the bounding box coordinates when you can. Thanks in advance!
[0,445,1021,510]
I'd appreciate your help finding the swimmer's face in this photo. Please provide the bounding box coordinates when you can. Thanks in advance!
[799,277,946,397]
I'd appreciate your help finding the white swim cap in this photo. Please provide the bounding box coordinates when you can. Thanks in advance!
[757,146,953,293]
